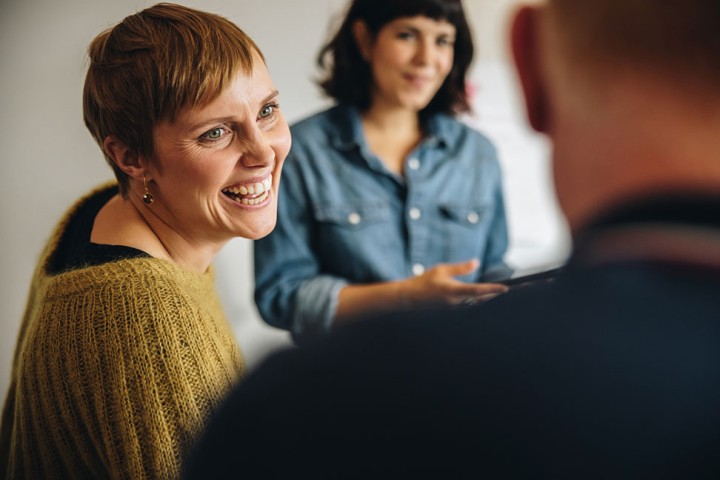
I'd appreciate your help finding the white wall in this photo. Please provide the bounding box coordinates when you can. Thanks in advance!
[0,0,570,402]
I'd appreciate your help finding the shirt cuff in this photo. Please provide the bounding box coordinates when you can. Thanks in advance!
[291,276,348,345]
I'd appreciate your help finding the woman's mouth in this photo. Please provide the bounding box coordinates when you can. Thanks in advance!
[403,73,433,88]
[221,174,272,205]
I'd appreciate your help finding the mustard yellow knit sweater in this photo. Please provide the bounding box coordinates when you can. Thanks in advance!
[0,187,244,479]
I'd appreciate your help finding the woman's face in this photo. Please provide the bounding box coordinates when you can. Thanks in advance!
[148,52,291,243]
[364,15,456,112]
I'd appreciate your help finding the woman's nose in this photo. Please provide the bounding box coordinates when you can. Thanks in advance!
[414,41,434,65]
[239,129,274,168]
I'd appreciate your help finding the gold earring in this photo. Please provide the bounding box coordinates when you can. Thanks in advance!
[142,176,154,205]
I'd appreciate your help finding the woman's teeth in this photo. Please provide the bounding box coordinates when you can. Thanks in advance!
[237,191,268,205]
[224,176,272,195]
[222,175,272,205]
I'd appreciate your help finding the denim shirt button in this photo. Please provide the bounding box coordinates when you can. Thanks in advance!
[408,158,420,170]
[467,211,480,224]
[412,263,425,276]
[409,207,421,220]
[347,212,361,225]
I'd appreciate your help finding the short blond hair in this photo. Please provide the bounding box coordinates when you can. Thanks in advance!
[83,3,263,196]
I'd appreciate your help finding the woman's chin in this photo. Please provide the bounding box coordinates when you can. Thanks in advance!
[232,215,278,241]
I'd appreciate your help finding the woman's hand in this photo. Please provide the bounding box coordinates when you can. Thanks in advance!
[336,259,509,324]
[398,259,509,309]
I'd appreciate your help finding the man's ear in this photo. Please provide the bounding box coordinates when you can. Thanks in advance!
[511,5,549,133]
[352,20,373,61]
[103,135,147,180]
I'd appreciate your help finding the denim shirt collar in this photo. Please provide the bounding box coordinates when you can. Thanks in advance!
[424,113,453,149]
[328,103,452,154]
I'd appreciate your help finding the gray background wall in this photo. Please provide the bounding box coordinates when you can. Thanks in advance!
[0,0,570,402]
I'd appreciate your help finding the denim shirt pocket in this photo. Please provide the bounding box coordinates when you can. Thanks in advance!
[313,203,396,281]
[438,203,491,269]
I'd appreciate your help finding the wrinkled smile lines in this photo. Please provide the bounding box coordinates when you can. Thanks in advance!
[222,174,272,206]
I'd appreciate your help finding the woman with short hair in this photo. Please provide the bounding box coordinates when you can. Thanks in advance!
[0,4,290,478]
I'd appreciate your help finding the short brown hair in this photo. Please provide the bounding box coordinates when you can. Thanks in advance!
[83,3,262,196]
[548,0,720,82]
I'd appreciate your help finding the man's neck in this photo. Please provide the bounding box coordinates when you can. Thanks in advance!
[550,74,720,233]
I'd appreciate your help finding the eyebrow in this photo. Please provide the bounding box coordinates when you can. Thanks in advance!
[396,24,455,37]
[262,90,280,104]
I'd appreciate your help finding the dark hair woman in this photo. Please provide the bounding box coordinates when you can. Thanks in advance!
[254,0,511,344]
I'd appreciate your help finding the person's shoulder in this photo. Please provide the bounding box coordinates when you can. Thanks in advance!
[289,105,346,138]
[432,114,497,153]
[343,277,577,352]
[459,119,496,149]
[228,273,584,397]
[62,256,208,287]
[46,258,218,322]
[21,259,212,369]
[285,105,357,172]
[111,258,221,309]
[53,259,230,357]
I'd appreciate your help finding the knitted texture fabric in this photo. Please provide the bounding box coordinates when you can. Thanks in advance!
[0,187,244,479]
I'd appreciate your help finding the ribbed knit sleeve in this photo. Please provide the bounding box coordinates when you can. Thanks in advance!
[2,258,243,479]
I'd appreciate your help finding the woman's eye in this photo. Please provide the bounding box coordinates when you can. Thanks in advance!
[437,36,454,47]
[200,127,229,143]
[397,31,415,40]
[259,103,278,119]
[207,128,223,139]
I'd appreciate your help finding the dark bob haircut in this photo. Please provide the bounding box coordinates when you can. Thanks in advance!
[317,0,474,117]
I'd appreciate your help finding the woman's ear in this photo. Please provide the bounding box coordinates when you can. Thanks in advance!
[103,135,147,180]
[352,20,373,61]
[511,5,549,133]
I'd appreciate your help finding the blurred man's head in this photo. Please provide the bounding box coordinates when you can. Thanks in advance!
[511,1,720,231]
[544,1,720,82]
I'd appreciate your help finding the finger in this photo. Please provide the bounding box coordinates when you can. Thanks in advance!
[446,282,509,297]
[438,259,480,277]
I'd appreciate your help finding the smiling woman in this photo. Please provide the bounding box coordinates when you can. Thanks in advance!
[0,3,290,479]
[253,0,512,343]
[126,63,289,256]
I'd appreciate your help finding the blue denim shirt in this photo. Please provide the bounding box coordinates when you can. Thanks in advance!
[254,104,511,341]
